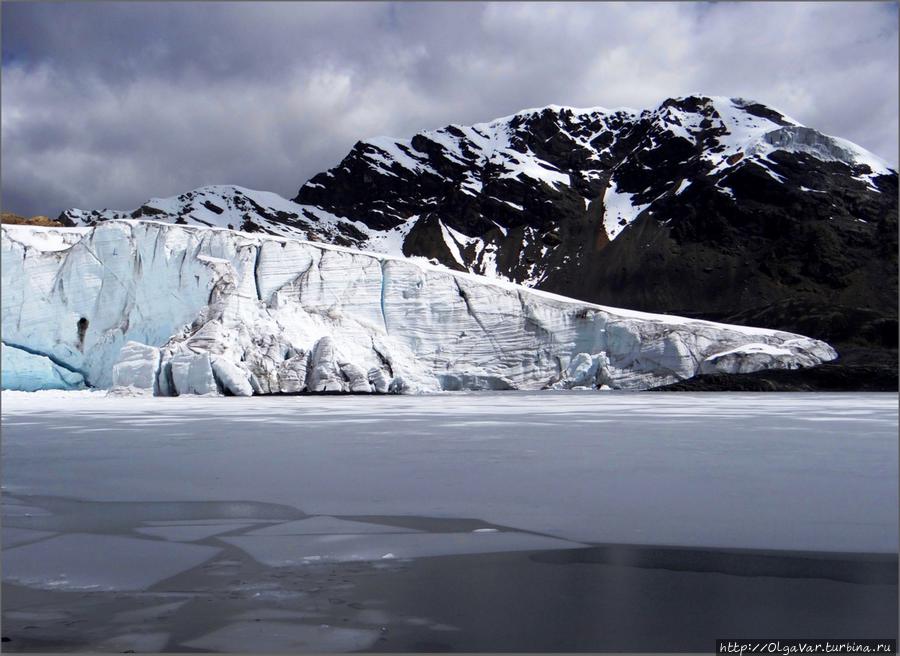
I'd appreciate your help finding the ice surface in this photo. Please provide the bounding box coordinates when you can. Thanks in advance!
[181,621,378,653]
[0,224,90,251]
[2,502,54,517]
[112,600,189,624]
[2,392,895,553]
[244,516,423,536]
[2,533,220,590]
[1,343,85,391]
[1,527,56,548]
[3,610,69,622]
[705,98,894,188]
[134,523,253,542]
[141,519,278,526]
[222,531,584,565]
[1,221,837,394]
[96,632,171,652]
[750,125,893,188]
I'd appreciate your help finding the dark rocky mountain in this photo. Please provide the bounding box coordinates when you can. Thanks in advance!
[650,361,898,392]
[60,95,898,382]
[294,95,896,313]
[293,94,898,379]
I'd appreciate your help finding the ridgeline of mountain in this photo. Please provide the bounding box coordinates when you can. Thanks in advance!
[60,95,898,376]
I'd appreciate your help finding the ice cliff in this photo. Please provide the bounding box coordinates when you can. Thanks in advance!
[1,221,837,395]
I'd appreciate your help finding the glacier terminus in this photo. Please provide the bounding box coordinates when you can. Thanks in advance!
[2,220,837,395]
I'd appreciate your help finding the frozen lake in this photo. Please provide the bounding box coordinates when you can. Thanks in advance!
[1,391,897,651]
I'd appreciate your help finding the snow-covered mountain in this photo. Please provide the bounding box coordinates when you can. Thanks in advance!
[294,95,895,286]
[60,95,897,333]
[1,221,836,395]
[61,185,361,244]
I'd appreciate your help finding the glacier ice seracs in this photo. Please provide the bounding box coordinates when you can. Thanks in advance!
[1,221,838,395]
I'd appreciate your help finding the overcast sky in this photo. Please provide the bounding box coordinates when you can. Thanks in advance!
[2,1,897,217]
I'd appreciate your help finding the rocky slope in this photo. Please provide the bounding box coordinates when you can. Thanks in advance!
[1,221,837,394]
[291,95,897,323]
[2,212,64,227]
[651,361,898,392]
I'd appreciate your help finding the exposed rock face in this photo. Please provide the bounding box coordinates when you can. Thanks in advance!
[1,221,837,394]
[292,95,898,327]
[1,212,68,227]
[652,362,899,393]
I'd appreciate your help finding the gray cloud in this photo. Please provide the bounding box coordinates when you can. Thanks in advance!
[2,1,897,217]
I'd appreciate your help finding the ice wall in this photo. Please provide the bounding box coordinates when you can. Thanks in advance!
[0,343,85,391]
[1,221,837,394]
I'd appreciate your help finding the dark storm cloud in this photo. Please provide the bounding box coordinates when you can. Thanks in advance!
[2,1,897,216]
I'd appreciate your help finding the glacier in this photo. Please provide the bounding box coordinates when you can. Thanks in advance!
[0,343,85,391]
[1,220,838,395]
